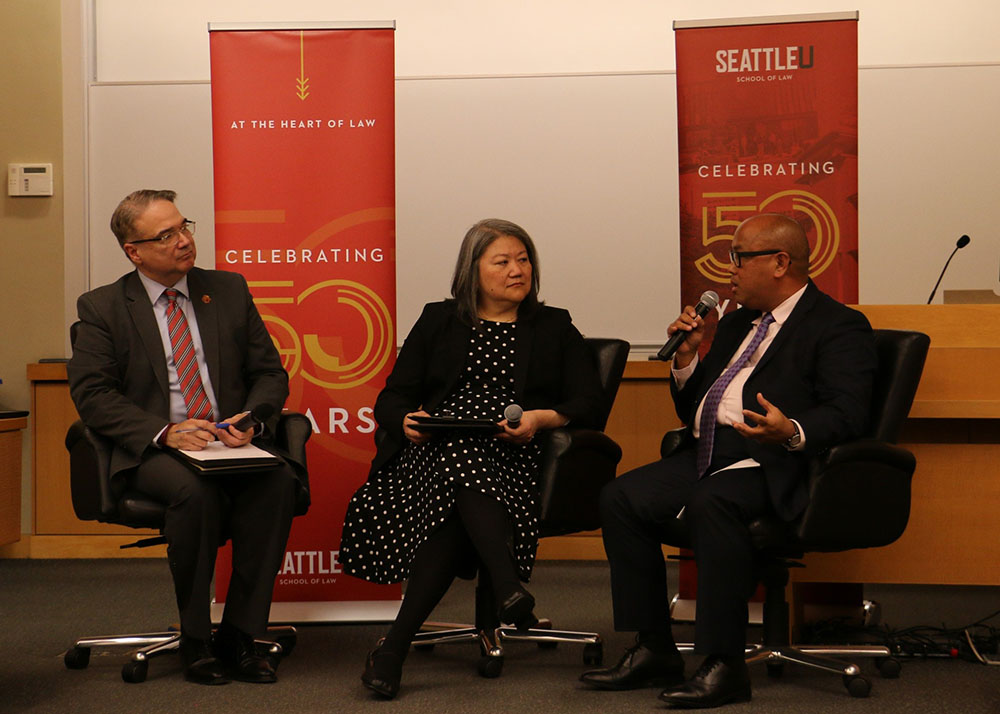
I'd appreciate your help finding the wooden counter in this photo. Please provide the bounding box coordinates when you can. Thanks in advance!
[1,415,28,546]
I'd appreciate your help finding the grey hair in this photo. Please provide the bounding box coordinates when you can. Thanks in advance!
[450,218,541,326]
[110,189,177,247]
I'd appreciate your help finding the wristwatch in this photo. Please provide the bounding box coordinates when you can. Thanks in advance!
[784,422,802,449]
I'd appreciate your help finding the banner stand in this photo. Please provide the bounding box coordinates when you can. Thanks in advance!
[209,22,401,623]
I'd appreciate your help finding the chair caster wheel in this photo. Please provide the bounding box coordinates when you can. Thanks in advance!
[583,642,603,666]
[844,674,870,698]
[766,661,784,678]
[413,643,435,652]
[64,646,91,670]
[122,659,149,683]
[876,656,901,678]
[478,654,504,678]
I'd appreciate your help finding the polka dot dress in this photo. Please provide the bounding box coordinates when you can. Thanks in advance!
[341,321,541,585]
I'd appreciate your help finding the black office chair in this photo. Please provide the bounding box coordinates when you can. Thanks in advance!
[62,412,312,683]
[658,328,930,697]
[412,337,630,677]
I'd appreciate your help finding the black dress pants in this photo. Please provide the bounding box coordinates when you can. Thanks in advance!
[599,447,771,656]
[131,451,298,640]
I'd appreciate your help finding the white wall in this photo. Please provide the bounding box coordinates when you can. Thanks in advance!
[75,1,1000,352]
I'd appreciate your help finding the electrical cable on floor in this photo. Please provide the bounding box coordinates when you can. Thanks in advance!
[799,607,1000,664]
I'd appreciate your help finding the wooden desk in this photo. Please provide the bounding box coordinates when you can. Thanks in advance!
[1,415,28,546]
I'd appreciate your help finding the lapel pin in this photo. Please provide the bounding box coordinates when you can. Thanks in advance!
[202,294,211,304]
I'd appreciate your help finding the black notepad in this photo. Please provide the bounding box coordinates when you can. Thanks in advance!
[409,415,503,434]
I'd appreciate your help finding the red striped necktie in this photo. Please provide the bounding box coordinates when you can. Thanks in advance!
[164,289,213,421]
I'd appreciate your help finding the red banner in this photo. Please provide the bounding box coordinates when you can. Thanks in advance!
[208,24,400,621]
[676,14,858,341]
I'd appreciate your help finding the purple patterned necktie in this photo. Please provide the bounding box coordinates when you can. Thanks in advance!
[695,312,775,476]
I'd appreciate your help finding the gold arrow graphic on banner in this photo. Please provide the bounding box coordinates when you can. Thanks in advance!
[296,31,310,100]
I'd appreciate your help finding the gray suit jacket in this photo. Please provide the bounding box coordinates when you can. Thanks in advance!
[68,267,290,482]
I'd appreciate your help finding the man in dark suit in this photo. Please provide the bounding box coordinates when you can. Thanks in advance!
[581,214,877,708]
[68,189,302,685]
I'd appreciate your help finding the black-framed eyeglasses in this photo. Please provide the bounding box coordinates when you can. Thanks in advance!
[729,247,782,268]
[127,219,196,246]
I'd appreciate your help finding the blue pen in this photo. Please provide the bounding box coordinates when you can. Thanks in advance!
[175,421,235,433]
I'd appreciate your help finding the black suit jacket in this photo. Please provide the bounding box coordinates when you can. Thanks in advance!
[671,282,877,520]
[369,300,604,476]
[67,268,303,497]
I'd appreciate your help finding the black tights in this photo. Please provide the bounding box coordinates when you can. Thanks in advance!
[379,487,522,659]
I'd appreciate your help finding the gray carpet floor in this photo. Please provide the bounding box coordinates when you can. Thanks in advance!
[1,559,997,713]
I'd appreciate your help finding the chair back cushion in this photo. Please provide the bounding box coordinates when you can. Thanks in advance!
[867,329,930,443]
[585,337,631,431]
[536,338,629,534]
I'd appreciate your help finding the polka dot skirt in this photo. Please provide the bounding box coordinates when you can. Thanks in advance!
[341,321,541,585]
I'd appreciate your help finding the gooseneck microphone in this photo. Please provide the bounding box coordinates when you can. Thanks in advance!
[655,290,720,361]
[927,234,971,304]
[503,404,523,429]
[230,404,275,431]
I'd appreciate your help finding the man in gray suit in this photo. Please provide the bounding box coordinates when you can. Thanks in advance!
[68,190,300,685]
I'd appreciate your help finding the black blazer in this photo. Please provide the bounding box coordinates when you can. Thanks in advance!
[671,282,877,520]
[369,300,604,476]
[67,268,302,492]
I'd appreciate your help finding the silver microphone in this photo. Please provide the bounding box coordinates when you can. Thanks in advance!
[503,404,523,429]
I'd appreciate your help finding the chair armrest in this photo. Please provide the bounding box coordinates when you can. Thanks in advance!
[795,439,915,550]
[65,419,120,522]
[273,411,312,516]
[660,427,693,459]
[537,427,623,535]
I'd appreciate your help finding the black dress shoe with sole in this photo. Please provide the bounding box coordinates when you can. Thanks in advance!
[213,624,277,684]
[497,589,539,631]
[180,635,230,686]
[362,648,402,699]
[658,655,751,708]
[580,641,685,690]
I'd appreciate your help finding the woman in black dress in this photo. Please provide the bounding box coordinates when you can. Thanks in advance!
[340,218,604,698]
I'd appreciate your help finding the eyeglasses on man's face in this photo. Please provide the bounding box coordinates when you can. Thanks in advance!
[127,219,196,246]
[729,247,782,268]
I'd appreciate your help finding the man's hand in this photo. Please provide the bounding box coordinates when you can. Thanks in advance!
[403,410,432,445]
[667,305,707,369]
[732,393,797,445]
[164,419,218,450]
[217,413,254,448]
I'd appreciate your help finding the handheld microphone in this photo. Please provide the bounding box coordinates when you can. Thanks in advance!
[503,404,523,429]
[655,290,720,361]
[927,235,971,304]
[230,404,275,432]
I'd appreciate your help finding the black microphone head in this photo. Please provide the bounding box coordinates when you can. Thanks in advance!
[251,404,275,422]
[957,234,970,248]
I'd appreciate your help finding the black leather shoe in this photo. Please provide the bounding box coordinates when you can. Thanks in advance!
[580,641,685,690]
[362,648,402,699]
[658,655,751,708]
[180,635,230,686]
[497,588,539,631]
[213,624,277,684]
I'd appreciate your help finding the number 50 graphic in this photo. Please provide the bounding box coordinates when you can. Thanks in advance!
[694,189,840,284]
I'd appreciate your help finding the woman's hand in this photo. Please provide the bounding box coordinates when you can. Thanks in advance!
[496,409,568,445]
[402,410,433,445]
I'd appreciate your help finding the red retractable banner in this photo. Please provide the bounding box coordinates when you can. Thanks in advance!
[675,13,858,343]
[209,23,400,621]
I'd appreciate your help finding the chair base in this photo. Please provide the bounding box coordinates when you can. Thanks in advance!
[413,618,604,678]
[673,640,895,698]
[64,625,298,683]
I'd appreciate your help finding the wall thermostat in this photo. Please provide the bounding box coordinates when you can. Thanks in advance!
[8,163,54,196]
